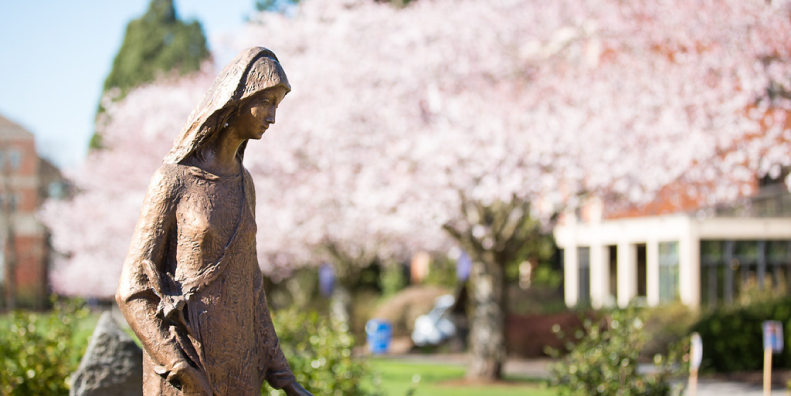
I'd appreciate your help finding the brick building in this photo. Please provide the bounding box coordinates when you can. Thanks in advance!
[0,114,62,308]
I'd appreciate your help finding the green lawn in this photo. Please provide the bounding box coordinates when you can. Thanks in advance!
[365,358,556,396]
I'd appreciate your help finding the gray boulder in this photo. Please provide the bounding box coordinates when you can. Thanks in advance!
[70,311,142,396]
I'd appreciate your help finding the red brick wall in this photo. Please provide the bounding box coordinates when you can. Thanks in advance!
[5,234,48,308]
[506,312,587,357]
[0,118,52,308]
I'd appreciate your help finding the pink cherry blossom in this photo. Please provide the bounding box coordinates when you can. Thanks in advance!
[42,0,791,300]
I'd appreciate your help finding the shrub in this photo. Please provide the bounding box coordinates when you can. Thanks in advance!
[642,302,698,358]
[547,306,682,396]
[263,308,372,396]
[380,263,408,298]
[0,299,90,396]
[692,295,791,372]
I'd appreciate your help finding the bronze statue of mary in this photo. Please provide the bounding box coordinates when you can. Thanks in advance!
[116,47,312,396]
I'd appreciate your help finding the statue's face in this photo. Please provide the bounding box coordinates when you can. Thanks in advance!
[232,86,288,140]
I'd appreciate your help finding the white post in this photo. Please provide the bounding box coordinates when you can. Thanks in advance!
[564,244,579,307]
[590,244,608,309]
[617,242,636,307]
[679,218,701,307]
[646,239,660,306]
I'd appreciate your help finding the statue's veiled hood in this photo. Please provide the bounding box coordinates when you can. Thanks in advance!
[164,47,290,164]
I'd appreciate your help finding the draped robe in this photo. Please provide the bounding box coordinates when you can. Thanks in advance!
[117,163,295,396]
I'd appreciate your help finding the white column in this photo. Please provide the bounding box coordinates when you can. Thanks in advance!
[617,242,636,308]
[564,244,579,307]
[646,239,660,306]
[589,244,608,309]
[679,219,701,307]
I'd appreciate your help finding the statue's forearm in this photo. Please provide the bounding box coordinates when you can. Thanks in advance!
[116,293,189,375]
[282,380,313,396]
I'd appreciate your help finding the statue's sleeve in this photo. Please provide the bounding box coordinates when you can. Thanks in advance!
[257,282,298,389]
[115,164,186,376]
[246,170,298,389]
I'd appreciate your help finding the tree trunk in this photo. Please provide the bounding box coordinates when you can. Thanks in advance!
[466,258,505,381]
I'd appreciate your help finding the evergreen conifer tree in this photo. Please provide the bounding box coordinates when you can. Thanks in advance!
[92,0,209,148]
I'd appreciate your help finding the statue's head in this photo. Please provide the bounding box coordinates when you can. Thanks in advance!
[236,53,291,103]
[164,47,290,164]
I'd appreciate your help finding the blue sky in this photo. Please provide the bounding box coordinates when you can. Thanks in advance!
[0,1,257,169]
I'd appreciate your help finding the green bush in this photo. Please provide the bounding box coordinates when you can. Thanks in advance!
[692,295,791,372]
[642,302,698,358]
[380,263,407,298]
[0,299,90,396]
[547,306,682,396]
[263,308,372,396]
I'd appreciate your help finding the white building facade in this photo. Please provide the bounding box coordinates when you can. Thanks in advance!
[554,214,791,309]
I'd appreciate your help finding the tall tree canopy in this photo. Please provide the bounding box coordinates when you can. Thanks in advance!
[103,0,209,98]
[91,0,210,148]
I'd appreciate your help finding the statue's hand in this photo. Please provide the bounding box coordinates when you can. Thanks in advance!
[282,380,313,396]
[168,362,212,396]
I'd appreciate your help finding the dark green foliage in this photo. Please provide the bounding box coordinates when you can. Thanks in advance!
[103,0,209,97]
[422,256,459,289]
[380,263,408,297]
[255,0,416,13]
[374,0,417,7]
[547,307,682,396]
[256,0,301,13]
[263,308,372,396]
[642,302,698,358]
[692,295,791,372]
[92,0,209,149]
[530,264,563,289]
[0,300,90,396]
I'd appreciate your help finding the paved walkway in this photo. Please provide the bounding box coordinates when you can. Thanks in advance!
[383,354,791,395]
[686,380,787,395]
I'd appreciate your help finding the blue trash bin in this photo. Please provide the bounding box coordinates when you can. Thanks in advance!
[365,319,392,354]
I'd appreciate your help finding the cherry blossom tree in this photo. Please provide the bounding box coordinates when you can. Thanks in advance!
[42,0,791,381]
[40,70,214,297]
[228,0,791,379]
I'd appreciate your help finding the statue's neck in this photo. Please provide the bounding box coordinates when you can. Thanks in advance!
[185,131,244,177]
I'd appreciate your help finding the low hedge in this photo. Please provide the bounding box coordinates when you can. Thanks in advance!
[0,300,90,396]
[264,308,373,396]
[692,295,791,372]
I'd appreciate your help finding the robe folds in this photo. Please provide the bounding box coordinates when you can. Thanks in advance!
[117,163,295,396]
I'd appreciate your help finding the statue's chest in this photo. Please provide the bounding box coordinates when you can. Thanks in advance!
[177,177,245,248]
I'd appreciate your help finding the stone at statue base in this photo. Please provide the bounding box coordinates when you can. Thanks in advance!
[70,311,143,396]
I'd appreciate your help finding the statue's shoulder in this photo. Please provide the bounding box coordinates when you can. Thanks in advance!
[147,163,185,196]
[242,166,255,185]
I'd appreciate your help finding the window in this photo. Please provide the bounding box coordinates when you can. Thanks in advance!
[659,242,680,303]
[608,245,618,304]
[577,247,591,308]
[8,150,20,170]
[766,241,790,290]
[637,244,647,297]
[8,194,18,212]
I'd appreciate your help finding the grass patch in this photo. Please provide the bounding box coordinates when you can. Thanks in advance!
[366,358,556,396]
